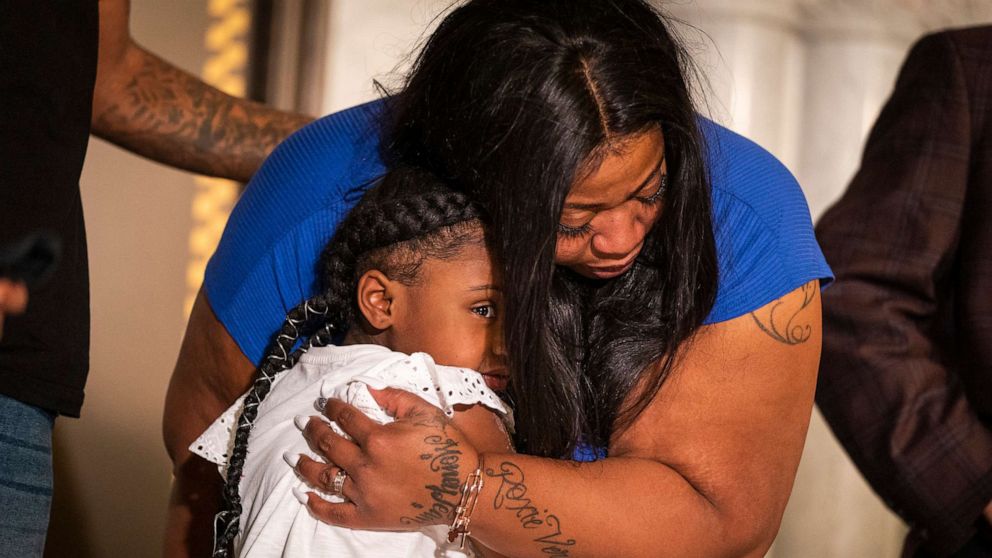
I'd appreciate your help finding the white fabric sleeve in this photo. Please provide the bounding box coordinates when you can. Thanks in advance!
[189,350,513,472]
[328,352,513,432]
[190,395,244,467]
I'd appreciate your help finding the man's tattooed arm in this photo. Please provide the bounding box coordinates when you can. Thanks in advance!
[749,280,818,345]
[92,44,312,183]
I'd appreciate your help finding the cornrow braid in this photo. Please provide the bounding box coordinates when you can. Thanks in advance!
[212,168,484,557]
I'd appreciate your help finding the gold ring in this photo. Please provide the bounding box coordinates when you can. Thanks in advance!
[331,468,348,497]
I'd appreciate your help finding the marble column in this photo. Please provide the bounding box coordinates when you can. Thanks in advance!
[317,0,452,113]
[782,3,913,556]
[665,0,806,169]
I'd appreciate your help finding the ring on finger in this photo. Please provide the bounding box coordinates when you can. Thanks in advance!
[331,468,348,497]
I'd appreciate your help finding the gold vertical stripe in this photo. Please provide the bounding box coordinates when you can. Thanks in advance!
[184,0,250,317]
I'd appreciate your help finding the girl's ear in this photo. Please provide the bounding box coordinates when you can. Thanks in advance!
[355,269,399,330]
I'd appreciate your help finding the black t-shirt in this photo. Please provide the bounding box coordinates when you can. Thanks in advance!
[0,0,98,416]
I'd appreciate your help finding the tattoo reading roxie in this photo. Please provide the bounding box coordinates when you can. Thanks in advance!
[488,461,576,557]
[400,435,463,526]
[750,280,817,345]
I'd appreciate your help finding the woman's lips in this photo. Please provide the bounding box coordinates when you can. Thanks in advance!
[585,256,636,279]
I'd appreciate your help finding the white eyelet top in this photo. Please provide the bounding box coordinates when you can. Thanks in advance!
[191,344,512,558]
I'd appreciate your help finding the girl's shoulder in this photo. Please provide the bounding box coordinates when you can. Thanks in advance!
[699,118,833,324]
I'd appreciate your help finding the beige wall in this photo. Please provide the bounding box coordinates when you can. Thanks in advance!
[45,1,208,556]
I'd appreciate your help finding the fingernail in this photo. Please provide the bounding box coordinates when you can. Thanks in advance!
[294,415,310,431]
[292,486,308,505]
[282,452,300,468]
[316,488,336,501]
[315,397,327,412]
[320,380,333,398]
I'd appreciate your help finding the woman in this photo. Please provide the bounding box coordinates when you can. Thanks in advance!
[164,1,831,556]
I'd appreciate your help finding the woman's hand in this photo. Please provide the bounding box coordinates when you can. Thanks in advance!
[293,388,482,530]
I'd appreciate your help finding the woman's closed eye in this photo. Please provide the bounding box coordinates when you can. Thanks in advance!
[634,174,667,206]
[557,175,667,238]
[557,221,593,238]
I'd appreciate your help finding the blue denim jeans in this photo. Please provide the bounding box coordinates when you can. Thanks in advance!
[0,393,55,558]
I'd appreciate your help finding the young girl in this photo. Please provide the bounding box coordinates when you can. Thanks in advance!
[192,167,513,557]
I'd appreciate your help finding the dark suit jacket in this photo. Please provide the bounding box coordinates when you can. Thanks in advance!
[816,27,992,557]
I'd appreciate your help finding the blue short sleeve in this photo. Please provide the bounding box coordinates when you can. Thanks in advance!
[204,105,832,364]
[204,101,387,364]
[700,118,833,324]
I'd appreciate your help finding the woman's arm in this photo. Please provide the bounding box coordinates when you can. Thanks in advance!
[162,289,257,557]
[449,404,515,558]
[449,404,514,456]
[295,282,821,557]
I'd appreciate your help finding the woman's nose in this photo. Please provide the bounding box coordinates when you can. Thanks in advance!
[591,210,647,259]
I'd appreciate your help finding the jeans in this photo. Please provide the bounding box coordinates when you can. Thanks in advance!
[0,393,55,558]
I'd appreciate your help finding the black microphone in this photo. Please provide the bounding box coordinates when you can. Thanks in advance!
[0,231,61,288]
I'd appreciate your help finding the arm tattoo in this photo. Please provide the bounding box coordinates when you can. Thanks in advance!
[487,461,576,557]
[93,47,311,182]
[400,434,464,526]
[749,280,817,345]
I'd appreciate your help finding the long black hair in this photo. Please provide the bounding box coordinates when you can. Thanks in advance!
[382,0,718,457]
[212,167,485,556]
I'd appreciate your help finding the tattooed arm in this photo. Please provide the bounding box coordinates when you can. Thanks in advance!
[447,404,515,558]
[295,282,821,557]
[92,0,312,182]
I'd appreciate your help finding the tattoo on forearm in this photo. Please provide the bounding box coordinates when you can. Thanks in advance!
[400,434,463,526]
[487,461,576,557]
[93,48,311,182]
[749,280,817,345]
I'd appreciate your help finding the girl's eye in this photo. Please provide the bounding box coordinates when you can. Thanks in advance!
[557,222,592,238]
[471,304,497,319]
[635,174,668,206]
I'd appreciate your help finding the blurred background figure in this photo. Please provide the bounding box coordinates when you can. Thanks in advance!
[0,0,309,556]
[28,1,992,557]
[817,26,992,558]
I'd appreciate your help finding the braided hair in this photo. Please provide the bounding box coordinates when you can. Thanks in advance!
[212,167,485,556]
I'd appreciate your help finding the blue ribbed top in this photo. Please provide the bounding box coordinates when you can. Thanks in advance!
[205,100,832,365]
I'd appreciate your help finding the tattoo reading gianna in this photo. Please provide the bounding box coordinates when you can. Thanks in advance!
[486,461,576,557]
[749,280,818,345]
